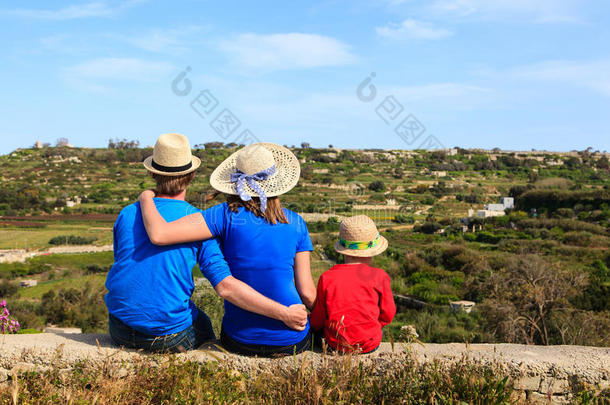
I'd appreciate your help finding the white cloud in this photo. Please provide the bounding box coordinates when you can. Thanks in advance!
[0,0,144,20]
[508,60,610,97]
[388,83,494,109]
[218,33,356,71]
[376,19,452,40]
[61,57,174,92]
[118,25,207,53]
[430,0,582,23]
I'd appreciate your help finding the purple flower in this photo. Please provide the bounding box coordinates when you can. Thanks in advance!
[0,300,5,307]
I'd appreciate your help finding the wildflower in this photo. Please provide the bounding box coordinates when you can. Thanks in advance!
[0,301,20,334]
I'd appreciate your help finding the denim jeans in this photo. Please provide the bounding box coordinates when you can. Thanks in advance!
[109,309,215,353]
[220,327,312,357]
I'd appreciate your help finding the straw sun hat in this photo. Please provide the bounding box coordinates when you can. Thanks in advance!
[334,215,388,257]
[143,133,201,176]
[210,143,300,209]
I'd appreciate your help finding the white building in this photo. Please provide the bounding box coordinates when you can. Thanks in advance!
[430,170,447,177]
[477,209,505,218]
[484,197,514,212]
[20,280,38,287]
[450,300,475,313]
[500,197,514,209]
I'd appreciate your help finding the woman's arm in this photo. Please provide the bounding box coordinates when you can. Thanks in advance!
[309,278,326,331]
[294,251,316,310]
[138,190,213,245]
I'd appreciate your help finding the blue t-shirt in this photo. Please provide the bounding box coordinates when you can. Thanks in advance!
[105,198,231,336]
[202,202,313,346]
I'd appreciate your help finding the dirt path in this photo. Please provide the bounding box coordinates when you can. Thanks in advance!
[0,245,113,263]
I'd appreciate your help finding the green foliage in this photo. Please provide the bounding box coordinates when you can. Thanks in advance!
[40,283,107,333]
[192,288,224,337]
[307,218,341,233]
[49,235,98,245]
[392,214,414,224]
[368,180,386,192]
[575,260,610,311]
[517,189,610,217]
[414,222,441,234]
[0,279,18,297]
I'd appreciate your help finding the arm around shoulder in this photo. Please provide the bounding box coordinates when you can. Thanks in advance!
[138,190,213,245]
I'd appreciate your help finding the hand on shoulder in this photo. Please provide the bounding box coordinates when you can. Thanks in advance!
[138,189,155,203]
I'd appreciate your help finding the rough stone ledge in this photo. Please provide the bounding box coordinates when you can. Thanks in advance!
[1,334,608,403]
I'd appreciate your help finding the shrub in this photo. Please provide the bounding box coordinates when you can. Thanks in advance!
[476,231,502,244]
[49,235,98,245]
[0,280,19,298]
[368,181,386,192]
[421,196,435,205]
[85,264,109,274]
[414,222,441,234]
[392,214,414,224]
[561,231,592,246]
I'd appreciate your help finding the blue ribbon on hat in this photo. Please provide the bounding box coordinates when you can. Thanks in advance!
[230,165,276,213]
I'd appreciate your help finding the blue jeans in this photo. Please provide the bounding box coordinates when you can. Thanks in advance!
[109,309,215,353]
[220,327,312,357]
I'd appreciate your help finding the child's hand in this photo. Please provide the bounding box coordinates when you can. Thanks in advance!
[281,304,308,331]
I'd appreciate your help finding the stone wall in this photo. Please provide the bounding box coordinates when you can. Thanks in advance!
[0,334,608,404]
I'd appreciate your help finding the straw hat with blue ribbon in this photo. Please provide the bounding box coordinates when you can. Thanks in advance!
[209,143,300,212]
[334,215,388,257]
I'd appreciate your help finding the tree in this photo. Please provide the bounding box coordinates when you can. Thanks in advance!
[204,142,224,149]
[108,138,140,149]
[480,254,585,345]
[368,181,386,192]
[56,138,69,147]
[301,142,310,149]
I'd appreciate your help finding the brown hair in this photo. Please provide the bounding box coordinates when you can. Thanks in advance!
[151,172,196,196]
[206,191,288,224]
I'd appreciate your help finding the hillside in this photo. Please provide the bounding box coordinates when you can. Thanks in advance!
[0,145,609,347]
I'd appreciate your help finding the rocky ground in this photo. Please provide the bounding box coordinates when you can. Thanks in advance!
[0,333,608,403]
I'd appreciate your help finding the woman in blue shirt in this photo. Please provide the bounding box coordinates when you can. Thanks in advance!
[138,143,316,356]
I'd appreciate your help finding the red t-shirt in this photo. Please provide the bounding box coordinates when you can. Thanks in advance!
[309,263,396,353]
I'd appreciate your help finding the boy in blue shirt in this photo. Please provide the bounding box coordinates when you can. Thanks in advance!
[105,133,307,352]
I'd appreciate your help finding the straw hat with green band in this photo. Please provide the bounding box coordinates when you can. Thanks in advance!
[334,215,388,257]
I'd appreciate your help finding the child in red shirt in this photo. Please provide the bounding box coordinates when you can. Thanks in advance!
[310,215,396,353]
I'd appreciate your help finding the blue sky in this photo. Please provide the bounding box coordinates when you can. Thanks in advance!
[1,0,609,154]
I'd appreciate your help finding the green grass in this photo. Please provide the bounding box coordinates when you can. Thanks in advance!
[17,274,106,299]
[17,328,42,334]
[0,223,112,249]
[0,251,113,278]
